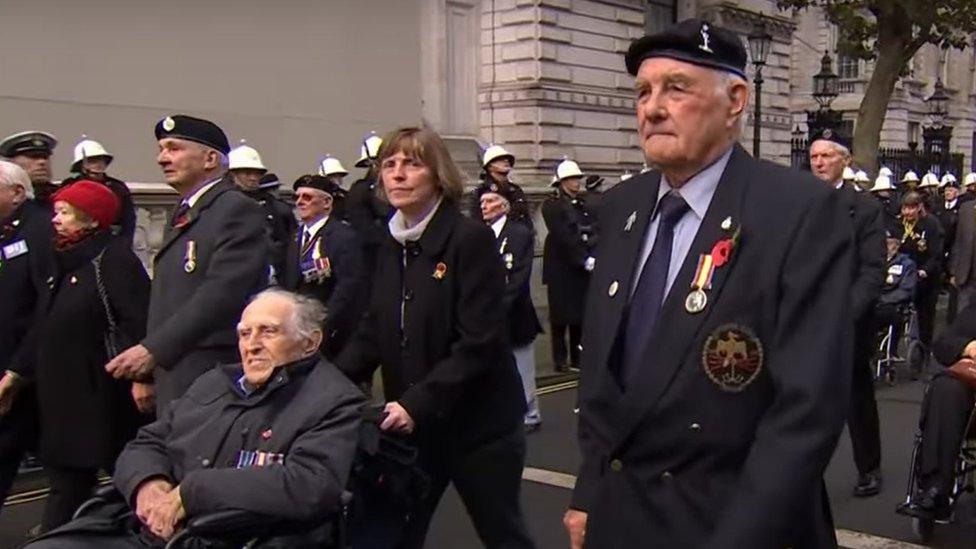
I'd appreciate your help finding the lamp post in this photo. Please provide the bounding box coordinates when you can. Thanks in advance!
[747,17,772,158]
[807,51,840,140]
[923,77,952,174]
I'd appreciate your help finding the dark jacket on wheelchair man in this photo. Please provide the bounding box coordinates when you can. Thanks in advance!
[879,252,917,307]
[26,355,365,548]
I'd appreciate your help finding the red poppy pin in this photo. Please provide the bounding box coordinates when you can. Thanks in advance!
[433,262,447,280]
[173,215,190,230]
[710,226,741,268]
[261,429,273,440]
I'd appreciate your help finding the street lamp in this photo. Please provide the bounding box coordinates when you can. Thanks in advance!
[926,77,949,127]
[923,76,952,173]
[747,18,772,157]
[812,52,839,110]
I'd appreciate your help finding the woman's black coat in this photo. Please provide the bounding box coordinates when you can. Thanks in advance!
[33,231,150,469]
[337,203,525,449]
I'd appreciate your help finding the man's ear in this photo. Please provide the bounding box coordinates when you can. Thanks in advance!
[306,329,323,353]
[727,79,749,124]
[203,149,221,171]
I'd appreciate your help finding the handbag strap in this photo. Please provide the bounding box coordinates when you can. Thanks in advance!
[91,250,118,330]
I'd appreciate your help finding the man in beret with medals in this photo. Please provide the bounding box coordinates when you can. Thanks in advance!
[283,175,366,360]
[810,131,886,498]
[105,115,268,414]
[564,19,854,549]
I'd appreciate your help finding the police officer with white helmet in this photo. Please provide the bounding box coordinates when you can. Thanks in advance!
[468,144,533,231]
[61,137,136,242]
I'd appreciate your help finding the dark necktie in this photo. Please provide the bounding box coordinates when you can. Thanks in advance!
[170,201,190,228]
[619,193,690,388]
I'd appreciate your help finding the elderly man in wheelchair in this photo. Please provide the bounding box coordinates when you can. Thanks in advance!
[896,302,976,531]
[25,289,365,548]
[874,226,918,376]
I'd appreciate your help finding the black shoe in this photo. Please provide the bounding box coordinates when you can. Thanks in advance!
[897,488,950,521]
[853,471,882,497]
[524,422,542,434]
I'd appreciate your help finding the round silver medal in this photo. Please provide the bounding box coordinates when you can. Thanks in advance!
[685,288,707,314]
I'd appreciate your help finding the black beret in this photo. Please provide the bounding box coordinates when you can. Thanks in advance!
[0,131,57,157]
[585,175,604,192]
[293,174,341,196]
[810,127,851,151]
[154,115,230,155]
[258,172,280,190]
[474,181,518,204]
[625,18,747,78]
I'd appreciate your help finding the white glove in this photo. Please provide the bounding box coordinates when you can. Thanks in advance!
[584,256,595,272]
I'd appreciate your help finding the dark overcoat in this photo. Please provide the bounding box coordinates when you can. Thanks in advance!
[496,218,542,348]
[541,191,593,325]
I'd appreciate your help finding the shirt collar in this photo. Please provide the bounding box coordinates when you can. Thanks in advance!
[657,146,732,219]
[184,176,223,208]
[304,215,329,237]
[490,215,507,238]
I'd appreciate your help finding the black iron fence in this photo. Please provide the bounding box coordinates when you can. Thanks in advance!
[790,137,964,178]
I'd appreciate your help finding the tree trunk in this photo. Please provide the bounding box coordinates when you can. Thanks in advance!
[852,41,910,174]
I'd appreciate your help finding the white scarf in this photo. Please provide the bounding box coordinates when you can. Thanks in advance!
[388,197,443,246]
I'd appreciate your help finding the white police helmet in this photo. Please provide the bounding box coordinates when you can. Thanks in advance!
[71,137,113,172]
[228,141,266,172]
[318,155,348,177]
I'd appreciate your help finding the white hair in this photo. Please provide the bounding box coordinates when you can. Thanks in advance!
[0,160,34,199]
[249,289,326,340]
[715,71,748,136]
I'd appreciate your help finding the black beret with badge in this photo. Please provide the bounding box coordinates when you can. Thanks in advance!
[625,18,747,78]
[259,172,281,191]
[154,115,230,155]
[810,127,852,152]
[0,131,57,157]
[293,174,341,196]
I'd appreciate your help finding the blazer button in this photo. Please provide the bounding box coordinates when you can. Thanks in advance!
[660,471,673,483]
[404,289,414,301]
[689,423,702,431]
[410,248,420,257]
[400,336,409,348]
[609,459,623,472]
[201,458,211,467]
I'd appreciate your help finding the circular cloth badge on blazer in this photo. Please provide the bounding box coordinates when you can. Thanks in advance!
[701,323,764,392]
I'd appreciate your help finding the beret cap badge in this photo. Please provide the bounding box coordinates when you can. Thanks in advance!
[162,117,176,131]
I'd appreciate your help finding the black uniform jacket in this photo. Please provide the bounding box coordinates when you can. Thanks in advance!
[61,174,137,243]
[243,188,296,282]
[143,178,268,405]
[32,231,148,468]
[951,199,976,286]
[572,145,854,549]
[344,177,392,250]
[840,182,885,322]
[337,203,526,449]
[283,217,366,358]
[898,213,944,280]
[496,217,543,348]
[0,200,53,374]
[114,356,365,522]
[935,198,960,273]
[541,190,593,325]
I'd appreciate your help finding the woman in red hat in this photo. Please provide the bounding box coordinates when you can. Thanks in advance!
[27,180,151,533]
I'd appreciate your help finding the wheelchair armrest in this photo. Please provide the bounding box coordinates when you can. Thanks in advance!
[72,484,125,520]
[91,484,123,500]
[184,509,289,537]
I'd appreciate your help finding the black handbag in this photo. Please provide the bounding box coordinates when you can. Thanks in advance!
[92,250,133,359]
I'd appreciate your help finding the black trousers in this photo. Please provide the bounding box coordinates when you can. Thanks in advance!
[0,390,37,517]
[350,426,535,549]
[915,280,939,349]
[848,319,882,475]
[41,466,101,533]
[550,323,581,368]
[918,373,975,496]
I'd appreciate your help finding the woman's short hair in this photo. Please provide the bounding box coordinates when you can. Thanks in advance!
[376,127,465,203]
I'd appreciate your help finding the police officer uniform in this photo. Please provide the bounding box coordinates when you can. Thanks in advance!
[144,116,269,413]
[0,131,58,205]
[468,145,533,231]
[61,138,137,243]
[542,160,595,372]
[936,178,962,321]
[283,176,366,360]
[0,197,52,513]
[572,21,854,548]
[869,173,900,224]
[318,155,350,220]
[344,133,392,291]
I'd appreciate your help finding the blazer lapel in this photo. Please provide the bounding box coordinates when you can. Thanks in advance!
[613,147,751,450]
[155,178,235,261]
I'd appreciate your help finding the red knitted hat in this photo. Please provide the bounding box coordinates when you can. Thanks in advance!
[53,180,120,229]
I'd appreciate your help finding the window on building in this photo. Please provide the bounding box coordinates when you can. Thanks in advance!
[837,53,860,79]
[908,122,920,146]
[644,0,677,36]
[839,119,855,139]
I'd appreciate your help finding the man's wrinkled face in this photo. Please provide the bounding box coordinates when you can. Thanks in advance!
[0,181,26,219]
[237,295,314,386]
[480,192,509,223]
[294,187,332,223]
[157,138,215,190]
[12,152,51,185]
[635,57,741,175]
[886,237,900,257]
[945,186,959,202]
[809,140,848,184]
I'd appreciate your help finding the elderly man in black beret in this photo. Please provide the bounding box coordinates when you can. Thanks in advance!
[105,115,269,414]
[0,131,58,204]
[564,18,854,549]
[282,175,366,360]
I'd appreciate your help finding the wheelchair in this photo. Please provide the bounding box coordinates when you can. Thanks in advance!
[874,303,923,385]
[896,402,976,543]
[65,484,352,548]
